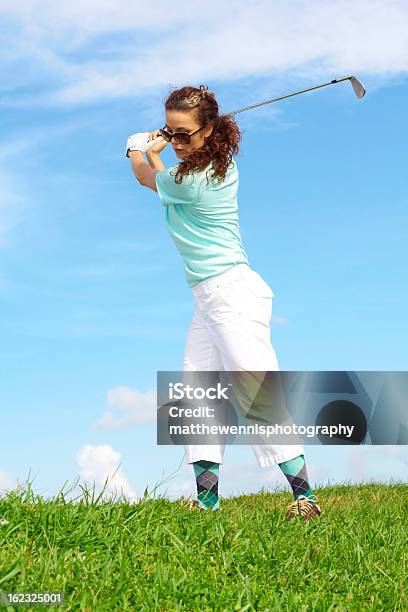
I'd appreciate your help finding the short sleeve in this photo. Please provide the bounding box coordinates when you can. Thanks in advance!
[155,165,203,206]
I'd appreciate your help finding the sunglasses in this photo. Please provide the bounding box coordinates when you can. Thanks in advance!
[159,124,208,145]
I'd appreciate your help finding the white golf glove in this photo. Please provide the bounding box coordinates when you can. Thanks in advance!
[125,132,165,157]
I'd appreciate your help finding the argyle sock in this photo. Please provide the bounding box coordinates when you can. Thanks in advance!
[192,460,220,510]
[278,454,314,500]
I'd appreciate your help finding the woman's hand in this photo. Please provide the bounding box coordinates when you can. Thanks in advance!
[147,130,168,155]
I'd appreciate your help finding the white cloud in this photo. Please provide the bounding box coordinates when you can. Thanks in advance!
[0,0,208,38]
[75,443,138,502]
[93,385,156,430]
[0,1,407,106]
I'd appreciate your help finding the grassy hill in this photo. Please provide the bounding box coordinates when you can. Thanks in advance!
[0,482,407,610]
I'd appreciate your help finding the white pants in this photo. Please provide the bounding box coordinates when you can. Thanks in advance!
[182,263,305,467]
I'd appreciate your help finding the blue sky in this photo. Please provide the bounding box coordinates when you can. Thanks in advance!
[1,0,407,502]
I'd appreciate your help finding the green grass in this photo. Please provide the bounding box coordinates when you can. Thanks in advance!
[0,480,407,611]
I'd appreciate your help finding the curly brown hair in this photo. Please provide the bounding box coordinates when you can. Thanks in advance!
[163,84,242,185]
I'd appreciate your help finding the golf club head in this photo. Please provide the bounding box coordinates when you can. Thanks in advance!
[349,76,366,99]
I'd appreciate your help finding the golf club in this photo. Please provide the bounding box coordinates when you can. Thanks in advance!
[220,75,365,118]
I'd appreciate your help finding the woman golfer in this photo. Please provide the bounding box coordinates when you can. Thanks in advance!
[126,84,321,521]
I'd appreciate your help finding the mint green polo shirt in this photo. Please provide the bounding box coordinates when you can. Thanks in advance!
[155,159,249,288]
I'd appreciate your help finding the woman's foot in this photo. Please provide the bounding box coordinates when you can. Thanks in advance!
[188,499,219,512]
[188,500,204,512]
[286,494,321,522]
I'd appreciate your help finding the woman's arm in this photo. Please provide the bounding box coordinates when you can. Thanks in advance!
[129,150,159,192]
[147,151,165,171]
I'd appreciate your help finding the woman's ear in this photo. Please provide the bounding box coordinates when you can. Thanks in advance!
[205,122,214,139]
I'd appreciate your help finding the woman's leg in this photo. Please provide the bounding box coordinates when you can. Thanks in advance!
[182,305,225,464]
[182,305,224,510]
[201,266,318,513]
[204,267,305,467]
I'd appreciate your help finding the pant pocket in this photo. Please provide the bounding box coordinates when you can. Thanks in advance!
[245,271,274,299]
[195,279,244,324]
[212,276,273,326]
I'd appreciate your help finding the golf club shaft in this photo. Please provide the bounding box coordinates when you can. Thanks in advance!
[221,76,363,117]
